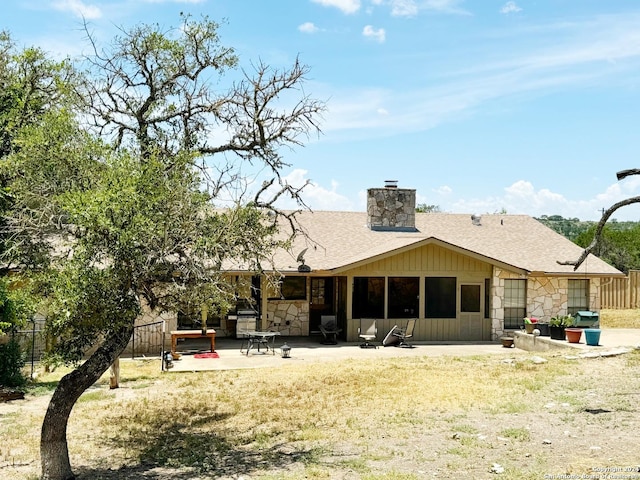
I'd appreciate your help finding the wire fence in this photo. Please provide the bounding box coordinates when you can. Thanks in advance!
[8,319,166,367]
[128,320,165,358]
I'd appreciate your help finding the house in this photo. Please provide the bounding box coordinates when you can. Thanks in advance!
[132,182,623,351]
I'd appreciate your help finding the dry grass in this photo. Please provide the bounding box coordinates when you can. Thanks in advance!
[3,332,640,479]
[1,355,564,479]
[600,308,640,328]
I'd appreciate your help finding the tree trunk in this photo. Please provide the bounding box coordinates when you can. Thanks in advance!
[109,358,120,389]
[40,322,133,480]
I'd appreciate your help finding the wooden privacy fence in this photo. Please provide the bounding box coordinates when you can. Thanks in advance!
[600,270,640,309]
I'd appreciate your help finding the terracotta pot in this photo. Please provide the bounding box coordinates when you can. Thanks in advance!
[565,327,583,344]
[500,337,514,348]
[524,323,536,334]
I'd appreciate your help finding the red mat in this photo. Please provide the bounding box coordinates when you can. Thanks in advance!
[193,352,219,359]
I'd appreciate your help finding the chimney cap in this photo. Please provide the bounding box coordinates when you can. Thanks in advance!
[384,180,398,188]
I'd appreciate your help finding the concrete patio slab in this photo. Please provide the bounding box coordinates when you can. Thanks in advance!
[513,327,640,353]
[159,329,640,372]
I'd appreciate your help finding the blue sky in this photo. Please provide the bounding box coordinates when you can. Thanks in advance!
[4,0,640,221]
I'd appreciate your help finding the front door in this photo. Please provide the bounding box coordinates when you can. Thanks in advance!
[460,283,486,340]
[310,277,334,332]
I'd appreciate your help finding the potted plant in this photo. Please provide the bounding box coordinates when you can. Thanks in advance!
[564,316,583,343]
[549,315,572,340]
[523,317,538,334]
[536,318,550,337]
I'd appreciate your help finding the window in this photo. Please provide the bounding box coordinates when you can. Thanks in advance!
[504,279,526,329]
[311,278,326,305]
[461,284,481,313]
[425,277,456,318]
[388,277,419,318]
[353,277,384,318]
[568,279,589,316]
[277,277,307,300]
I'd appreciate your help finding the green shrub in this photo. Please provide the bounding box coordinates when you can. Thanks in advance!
[0,338,27,388]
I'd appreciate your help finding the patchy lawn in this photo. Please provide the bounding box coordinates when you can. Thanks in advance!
[2,344,640,479]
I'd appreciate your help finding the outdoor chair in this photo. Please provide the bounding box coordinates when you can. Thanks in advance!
[358,318,378,348]
[392,318,416,348]
[236,316,256,354]
[319,315,341,345]
[382,325,400,346]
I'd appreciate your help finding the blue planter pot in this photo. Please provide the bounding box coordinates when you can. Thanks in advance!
[584,328,601,346]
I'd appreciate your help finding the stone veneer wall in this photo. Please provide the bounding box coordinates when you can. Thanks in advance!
[367,187,416,230]
[266,300,309,336]
[527,276,600,319]
[492,267,601,339]
[527,276,567,320]
[491,268,509,340]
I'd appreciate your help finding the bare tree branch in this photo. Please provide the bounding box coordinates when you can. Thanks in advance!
[558,170,640,270]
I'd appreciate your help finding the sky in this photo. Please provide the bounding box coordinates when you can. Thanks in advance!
[4,0,640,221]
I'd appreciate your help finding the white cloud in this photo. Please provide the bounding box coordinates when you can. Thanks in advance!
[500,1,522,14]
[142,0,205,3]
[318,13,640,140]
[377,108,389,115]
[435,185,453,195]
[441,179,640,221]
[363,25,386,43]
[52,0,101,19]
[274,169,354,210]
[389,0,418,17]
[370,0,468,16]
[423,0,471,15]
[284,175,640,221]
[298,22,320,33]
[311,0,361,14]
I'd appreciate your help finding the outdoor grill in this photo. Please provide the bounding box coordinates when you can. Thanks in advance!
[235,309,258,337]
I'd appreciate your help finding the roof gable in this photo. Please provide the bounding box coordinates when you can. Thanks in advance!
[269,211,622,276]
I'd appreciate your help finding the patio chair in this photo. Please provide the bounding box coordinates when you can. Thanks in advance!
[382,325,401,347]
[358,318,378,348]
[392,318,416,348]
[319,315,341,345]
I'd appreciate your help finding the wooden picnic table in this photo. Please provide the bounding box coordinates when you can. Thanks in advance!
[171,329,216,354]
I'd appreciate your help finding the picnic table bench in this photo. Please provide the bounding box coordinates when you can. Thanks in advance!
[171,329,216,354]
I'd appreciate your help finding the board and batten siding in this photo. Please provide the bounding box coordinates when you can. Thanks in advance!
[344,244,493,342]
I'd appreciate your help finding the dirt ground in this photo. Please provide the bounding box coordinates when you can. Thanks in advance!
[3,348,640,480]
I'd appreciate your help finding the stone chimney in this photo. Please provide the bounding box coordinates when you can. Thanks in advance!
[367,181,417,231]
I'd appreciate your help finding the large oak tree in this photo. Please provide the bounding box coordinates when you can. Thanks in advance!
[1,15,324,480]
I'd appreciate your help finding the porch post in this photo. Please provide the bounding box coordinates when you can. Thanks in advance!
[419,276,425,319]
[346,275,353,341]
[260,275,268,330]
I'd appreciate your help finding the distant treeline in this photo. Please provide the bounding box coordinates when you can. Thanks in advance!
[535,215,640,273]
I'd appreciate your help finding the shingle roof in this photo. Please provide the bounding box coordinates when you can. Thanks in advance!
[269,211,622,276]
